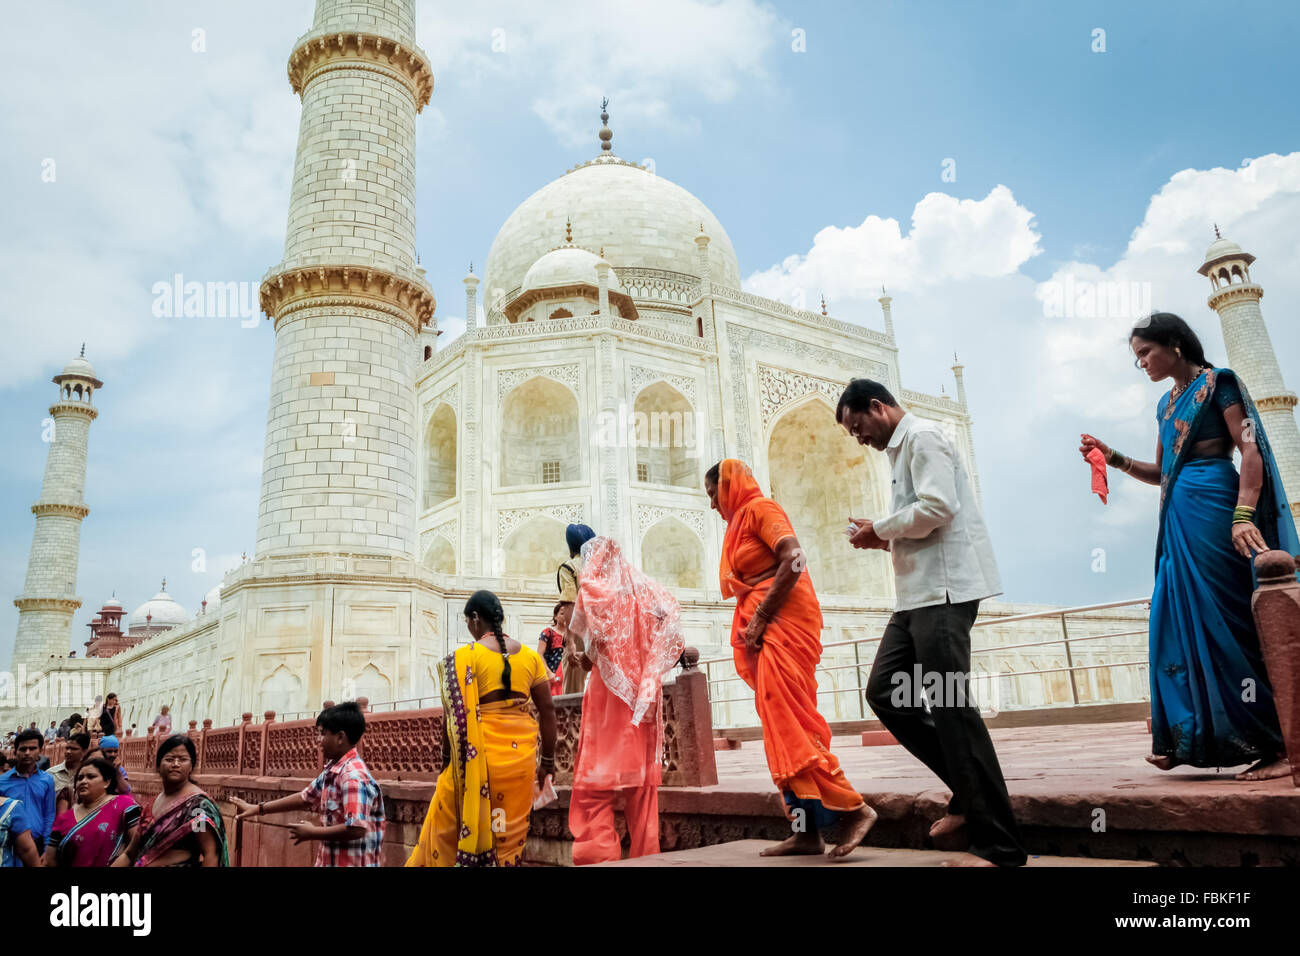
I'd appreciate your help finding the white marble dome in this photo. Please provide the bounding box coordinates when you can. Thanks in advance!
[60,355,97,380]
[483,157,741,310]
[128,584,188,630]
[521,245,622,296]
[201,584,222,613]
[1202,236,1244,263]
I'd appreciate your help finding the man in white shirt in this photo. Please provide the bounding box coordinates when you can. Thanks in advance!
[837,378,1025,867]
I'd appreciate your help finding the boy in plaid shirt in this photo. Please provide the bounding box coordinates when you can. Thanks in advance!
[233,702,386,866]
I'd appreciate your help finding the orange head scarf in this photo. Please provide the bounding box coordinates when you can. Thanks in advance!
[716,459,766,598]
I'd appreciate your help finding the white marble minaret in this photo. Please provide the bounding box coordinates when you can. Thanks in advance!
[256,0,435,558]
[12,348,101,669]
[1198,230,1300,519]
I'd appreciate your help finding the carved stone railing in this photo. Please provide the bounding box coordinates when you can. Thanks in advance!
[113,651,717,788]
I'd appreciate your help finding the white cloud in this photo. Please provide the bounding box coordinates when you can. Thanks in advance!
[744,185,1043,307]
[417,0,785,147]
[744,152,1300,603]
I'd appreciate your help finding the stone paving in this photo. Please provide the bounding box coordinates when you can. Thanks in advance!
[659,721,1300,845]
[598,839,1156,867]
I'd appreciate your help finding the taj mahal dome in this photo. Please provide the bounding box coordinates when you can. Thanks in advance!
[10,0,1211,732]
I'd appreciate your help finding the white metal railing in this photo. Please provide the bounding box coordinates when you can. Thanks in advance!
[699,598,1151,730]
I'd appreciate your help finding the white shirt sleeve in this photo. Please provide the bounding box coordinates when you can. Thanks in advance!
[874,430,960,540]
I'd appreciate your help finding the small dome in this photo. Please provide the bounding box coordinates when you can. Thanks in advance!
[1203,237,1243,262]
[128,582,188,630]
[521,246,623,296]
[1197,232,1255,275]
[61,356,97,379]
[202,584,222,612]
[103,596,122,609]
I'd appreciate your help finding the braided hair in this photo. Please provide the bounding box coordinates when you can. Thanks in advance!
[464,590,511,692]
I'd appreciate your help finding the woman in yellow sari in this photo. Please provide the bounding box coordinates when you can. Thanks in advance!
[407,590,557,867]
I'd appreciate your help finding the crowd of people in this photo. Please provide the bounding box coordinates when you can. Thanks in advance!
[3,313,1294,868]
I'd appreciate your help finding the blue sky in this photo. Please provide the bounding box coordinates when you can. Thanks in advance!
[1,0,1298,664]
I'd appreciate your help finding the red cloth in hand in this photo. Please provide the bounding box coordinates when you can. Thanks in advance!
[1085,447,1108,504]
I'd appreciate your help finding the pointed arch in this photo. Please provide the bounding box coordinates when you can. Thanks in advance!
[258,665,302,717]
[500,377,580,487]
[632,381,699,488]
[503,515,568,579]
[423,534,456,575]
[423,402,457,510]
[641,517,704,590]
[767,396,891,598]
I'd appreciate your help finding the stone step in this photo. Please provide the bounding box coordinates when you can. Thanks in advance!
[594,839,1158,867]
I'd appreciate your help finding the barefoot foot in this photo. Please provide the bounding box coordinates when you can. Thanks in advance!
[827,804,878,860]
[759,832,825,856]
[1235,757,1291,781]
[940,851,996,867]
[929,813,966,838]
[1145,754,1179,771]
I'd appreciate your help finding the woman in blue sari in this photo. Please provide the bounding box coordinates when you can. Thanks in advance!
[1081,312,1298,780]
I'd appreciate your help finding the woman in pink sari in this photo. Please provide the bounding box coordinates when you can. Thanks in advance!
[43,758,140,867]
[567,536,685,865]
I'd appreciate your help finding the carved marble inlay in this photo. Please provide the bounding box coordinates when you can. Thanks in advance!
[757,364,855,428]
[497,364,581,402]
[496,504,586,545]
[629,365,698,404]
[636,504,705,540]
[424,383,459,417]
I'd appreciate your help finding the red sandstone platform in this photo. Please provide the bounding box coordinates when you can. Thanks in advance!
[644,721,1300,866]
[596,839,1156,867]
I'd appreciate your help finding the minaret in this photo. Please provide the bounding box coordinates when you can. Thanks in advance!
[256,0,435,557]
[1197,230,1300,518]
[464,264,479,331]
[12,348,101,669]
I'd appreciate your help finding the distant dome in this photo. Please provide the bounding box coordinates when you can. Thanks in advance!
[103,596,122,609]
[202,584,222,612]
[521,246,623,296]
[129,583,188,630]
[483,157,741,309]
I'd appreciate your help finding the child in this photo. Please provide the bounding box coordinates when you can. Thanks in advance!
[232,702,386,866]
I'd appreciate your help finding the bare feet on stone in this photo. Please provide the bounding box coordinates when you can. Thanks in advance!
[826,804,878,861]
[929,813,966,839]
[759,832,825,856]
[941,852,996,867]
[1145,754,1178,771]
[1235,757,1291,781]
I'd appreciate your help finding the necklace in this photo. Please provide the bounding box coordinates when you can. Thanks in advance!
[1169,366,1204,403]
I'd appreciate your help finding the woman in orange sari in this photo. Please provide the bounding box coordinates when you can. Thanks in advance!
[706,460,877,859]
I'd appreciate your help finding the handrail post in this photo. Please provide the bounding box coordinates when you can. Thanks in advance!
[1251,550,1300,787]
[854,640,865,718]
[1060,613,1079,705]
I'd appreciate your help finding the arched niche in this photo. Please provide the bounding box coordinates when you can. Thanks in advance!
[258,665,302,717]
[767,398,891,598]
[423,403,457,510]
[641,518,704,590]
[423,535,456,575]
[500,378,580,487]
[351,663,391,707]
[633,381,698,488]
[503,515,568,579]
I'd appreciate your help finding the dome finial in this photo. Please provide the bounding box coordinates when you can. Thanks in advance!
[1214,223,1221,240]
[160,577,166,592]
[79,342,85,358]
[468,261,473,274]
[598,97,613,153]
[820,294,828,316]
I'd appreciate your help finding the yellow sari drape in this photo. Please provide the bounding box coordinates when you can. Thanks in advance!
[406,644,539,867]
